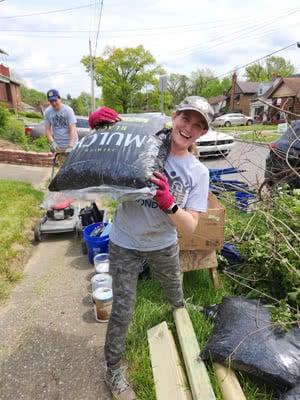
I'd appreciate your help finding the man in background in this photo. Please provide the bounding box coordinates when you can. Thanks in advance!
[44,89,78,154]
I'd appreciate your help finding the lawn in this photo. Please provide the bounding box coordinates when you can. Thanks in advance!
[217,124,278,132]
[126,267,276,399]
[237,131,280,143]
[0,178,43,303]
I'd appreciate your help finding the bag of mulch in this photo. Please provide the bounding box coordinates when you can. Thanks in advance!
[200,297,300,390]
[48,114,171,201]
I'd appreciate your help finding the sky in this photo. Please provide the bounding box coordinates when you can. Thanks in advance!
[1,0,300,99]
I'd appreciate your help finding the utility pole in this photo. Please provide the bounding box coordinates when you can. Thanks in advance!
[159,75,168,115]
[89,39,96,113]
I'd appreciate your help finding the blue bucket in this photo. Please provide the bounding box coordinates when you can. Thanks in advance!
[83,222,110,264]
[235,192,255,213]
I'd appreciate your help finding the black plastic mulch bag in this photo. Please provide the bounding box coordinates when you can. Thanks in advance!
[200,297,300,390]
[48,114,171,197]
[280,384,300,400]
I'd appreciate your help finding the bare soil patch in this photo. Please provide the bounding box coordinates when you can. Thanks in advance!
[0,138,23,150]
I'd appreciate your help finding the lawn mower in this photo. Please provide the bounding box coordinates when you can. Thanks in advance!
[34,151,81,242]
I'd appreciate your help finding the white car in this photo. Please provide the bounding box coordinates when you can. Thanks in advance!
[212,113,253,127]
[196,128,234,157]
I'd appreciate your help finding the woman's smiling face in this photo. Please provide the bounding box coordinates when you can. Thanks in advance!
[171,110,208,153]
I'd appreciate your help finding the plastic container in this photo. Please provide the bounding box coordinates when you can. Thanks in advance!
[93,287,113,323]
[235,192,255,213]
[94,253,110,273]
[83,222,109,264]
[91,273,112,293]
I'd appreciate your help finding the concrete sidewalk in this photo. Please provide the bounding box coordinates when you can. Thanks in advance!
[0,236,111,400]
[0,163,50,190]
[0,163,112,400]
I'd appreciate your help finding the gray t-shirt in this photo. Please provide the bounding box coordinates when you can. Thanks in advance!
[109,153,209,251]
[44,104,77,147]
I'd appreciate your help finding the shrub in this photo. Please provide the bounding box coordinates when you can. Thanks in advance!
[0,118,28,145]
[0,102,9,128]
[25,136,49,152]
[222,191,300,308]
[19,110,43,119]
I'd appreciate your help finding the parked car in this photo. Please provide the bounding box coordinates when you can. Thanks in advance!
[264,120,300,189]
[24,116,91,140]
[195,127,234,157]
[212,113,253,127]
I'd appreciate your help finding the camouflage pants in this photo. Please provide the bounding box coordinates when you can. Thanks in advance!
[104,241,184,367]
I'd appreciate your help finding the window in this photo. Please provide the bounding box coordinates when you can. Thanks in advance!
[76,118,89,128]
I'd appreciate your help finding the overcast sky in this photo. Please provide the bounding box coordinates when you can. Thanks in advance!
[1,0,300,98]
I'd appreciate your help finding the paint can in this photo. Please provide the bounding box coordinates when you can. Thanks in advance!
[93,287,113,323]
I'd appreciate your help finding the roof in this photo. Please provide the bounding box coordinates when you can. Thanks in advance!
[0,73,9,83]
[237,81,260,94]
[267,77,300,98]
[208,94,226,105]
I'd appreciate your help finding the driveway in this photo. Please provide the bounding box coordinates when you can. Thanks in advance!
[0,164,112,400]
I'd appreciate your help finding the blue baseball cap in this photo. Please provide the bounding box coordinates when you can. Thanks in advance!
[47,89,60,101]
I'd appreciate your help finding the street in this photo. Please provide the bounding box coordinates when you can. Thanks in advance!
[202,140,269,190]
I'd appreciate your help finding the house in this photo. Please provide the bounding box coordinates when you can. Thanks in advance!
[227,73,260,115]
[249,81,273,122]
[265,76,300,123]
[0,50,22,111]
[208,93,227,116]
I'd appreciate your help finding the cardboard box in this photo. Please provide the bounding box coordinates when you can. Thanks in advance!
[178,192,225,251]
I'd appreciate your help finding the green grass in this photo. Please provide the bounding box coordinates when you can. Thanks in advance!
[237,131,280,143]
[216,124,278,132]
[0,179,43,303]
[125,270,276,399]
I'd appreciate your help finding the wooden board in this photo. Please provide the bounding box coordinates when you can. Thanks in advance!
[173,308,216,400]
[147,321,192,400]
[213,363,246,400]
[180,250,218,272]
[180,250,220,288]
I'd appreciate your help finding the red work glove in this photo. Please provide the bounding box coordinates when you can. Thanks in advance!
[88,106,121,129]
[150,171,175,211]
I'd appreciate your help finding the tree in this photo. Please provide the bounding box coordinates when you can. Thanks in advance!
[20,85,47,106]
[167,73,191,108]
[69,92,92,116]
[190,68,215,96]
[245,56,295,81]
[201,76,231,99]
[81,45,163,113]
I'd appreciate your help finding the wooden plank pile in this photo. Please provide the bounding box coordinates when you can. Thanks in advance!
[147,307,246,400]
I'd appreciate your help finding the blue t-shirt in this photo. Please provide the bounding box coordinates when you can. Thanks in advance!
[109,153,209,251]
[44,104,78,147]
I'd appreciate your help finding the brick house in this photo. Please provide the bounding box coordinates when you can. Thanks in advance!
[266,76,300,123]
[226,73,260,115]
[0,50,22,111]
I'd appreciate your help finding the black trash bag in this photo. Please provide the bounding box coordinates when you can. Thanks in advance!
[220,242,243,265]
[48,114,171,197]
[280,384,300,400]
[200,297,300,390]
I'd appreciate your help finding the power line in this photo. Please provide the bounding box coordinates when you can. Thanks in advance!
[158,8,300,63]
[214,42,299,80]
[0,3,94,19]
[0,7,296,32]
[94,0,104,56]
